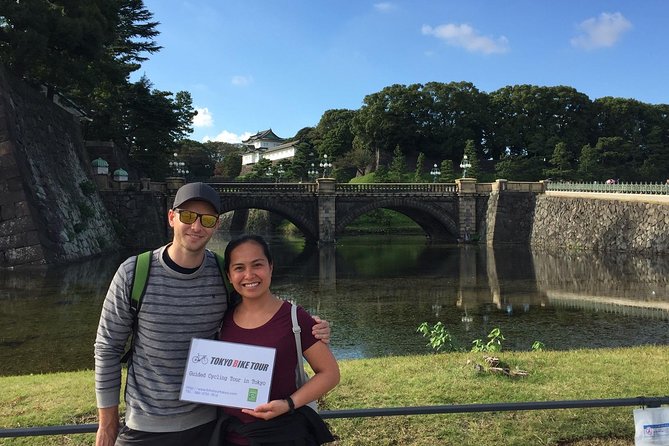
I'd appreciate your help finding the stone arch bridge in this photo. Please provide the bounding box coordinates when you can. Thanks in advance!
[205,178,530,244]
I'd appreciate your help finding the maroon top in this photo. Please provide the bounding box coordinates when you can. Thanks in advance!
[218,300,318,443]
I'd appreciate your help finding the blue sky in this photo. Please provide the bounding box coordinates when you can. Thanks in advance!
[135,1,669,144]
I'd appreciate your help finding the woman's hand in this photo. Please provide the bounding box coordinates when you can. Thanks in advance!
[312,316,331,344]
[240,399,291,420]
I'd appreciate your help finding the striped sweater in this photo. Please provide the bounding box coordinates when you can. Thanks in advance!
[94,245,229,432]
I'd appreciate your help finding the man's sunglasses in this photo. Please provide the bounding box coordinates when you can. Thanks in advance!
[174,209,219,228]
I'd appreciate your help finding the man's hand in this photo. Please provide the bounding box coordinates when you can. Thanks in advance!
[312,316,331,344]
[96,406,120,446]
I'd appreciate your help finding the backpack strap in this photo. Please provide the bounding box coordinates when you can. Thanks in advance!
[120,250,152,363]
[131,251,152,313]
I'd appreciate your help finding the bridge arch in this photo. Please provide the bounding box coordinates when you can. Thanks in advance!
[219,197,318,241]
[335,198,459,241]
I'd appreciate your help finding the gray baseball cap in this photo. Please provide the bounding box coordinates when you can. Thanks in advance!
[172,182,221,214]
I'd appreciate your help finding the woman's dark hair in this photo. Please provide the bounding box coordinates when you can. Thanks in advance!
[223,234,273,273]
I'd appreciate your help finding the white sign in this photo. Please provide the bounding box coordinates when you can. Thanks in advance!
[180,338,276,409]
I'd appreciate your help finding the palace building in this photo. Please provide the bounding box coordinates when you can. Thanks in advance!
[241,129,298,166]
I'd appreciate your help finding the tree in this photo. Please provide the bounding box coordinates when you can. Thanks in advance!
[124,77,196,179]
[495,155,546,181]
[338,136,375,177]
[244,157,273,181]
[414,152,426,183]
[422,81,490,160]
[374,164,389,183]
[314,109,356,159]
[0,0,199,180]
[544,142,574,180]
[388,145,406,182]
[440,159,456,183]
[462,140,480,179]
[488,85,592,161]
[215,155,242,179]
[0,0,160,100]
[576,143,605,181]
[352,83,430,169]
[286,127,319,181]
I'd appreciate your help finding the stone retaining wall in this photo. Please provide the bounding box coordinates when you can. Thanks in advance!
[531,195,669,253]
[0,67,119,266]
[99,191,168,251]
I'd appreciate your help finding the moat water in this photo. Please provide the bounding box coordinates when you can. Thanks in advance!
[1,234,668,376]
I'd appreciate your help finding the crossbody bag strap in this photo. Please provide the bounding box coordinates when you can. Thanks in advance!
[291,303,304,361]
[291,303,307,386]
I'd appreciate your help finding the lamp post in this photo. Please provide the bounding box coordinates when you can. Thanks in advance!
[430,163,441,183]
[276,163,285,183]
[307,162,318,180]
[319,154,332,178]
[265,167,273,182]
[459,154,472,178]
[169,152,189,177]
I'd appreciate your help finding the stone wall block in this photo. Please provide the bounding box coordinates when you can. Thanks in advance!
[5,244,45,265]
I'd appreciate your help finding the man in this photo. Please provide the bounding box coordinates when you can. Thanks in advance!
[94,182,330,446]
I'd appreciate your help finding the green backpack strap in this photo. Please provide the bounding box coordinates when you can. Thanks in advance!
[121,250,152,364]
[131,251,152,313]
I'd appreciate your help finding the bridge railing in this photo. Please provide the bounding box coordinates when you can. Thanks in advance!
[546,181,669,195]
[336,183,458,195]
[209,183,317,194]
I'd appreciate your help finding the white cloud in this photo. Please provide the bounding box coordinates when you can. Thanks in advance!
[571,12,632,50]
[192,107,213,128]
[231,75,253,87]
[202,130,253,144]
[422,23,509,54]
[374,2,396,12]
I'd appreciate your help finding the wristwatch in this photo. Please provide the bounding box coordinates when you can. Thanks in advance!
[285,396,295,414]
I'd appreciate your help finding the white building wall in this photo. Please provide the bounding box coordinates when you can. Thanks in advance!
[265,147,295,162]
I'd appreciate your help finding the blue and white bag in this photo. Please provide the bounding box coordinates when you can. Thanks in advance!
[634,406,669,445]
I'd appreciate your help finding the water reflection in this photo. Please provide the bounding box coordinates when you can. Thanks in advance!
[0,236,667,376]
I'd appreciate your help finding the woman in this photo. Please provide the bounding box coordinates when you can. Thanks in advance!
[216,235,340,445]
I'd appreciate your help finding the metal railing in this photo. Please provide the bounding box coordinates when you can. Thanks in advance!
[336,183,458,195]
[2,396,668,438]
[209,182,318,194]
[546,181,669,195]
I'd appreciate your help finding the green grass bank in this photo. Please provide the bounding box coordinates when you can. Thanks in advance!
[1,346,667,445]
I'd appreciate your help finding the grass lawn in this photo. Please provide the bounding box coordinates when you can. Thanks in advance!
[1,346,667,445]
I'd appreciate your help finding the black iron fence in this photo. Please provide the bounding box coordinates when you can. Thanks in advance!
[2,396,668,439]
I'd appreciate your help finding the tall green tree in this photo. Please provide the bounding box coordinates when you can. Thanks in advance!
[338,136,374,177]
[125,77,196,179]
[414,152,426,182]
[314,109,356,159]
[0,0,198,179]
[576,143,604,181]
[388,145,406,182]
[422,81,490,160]
[544,142,574,180]
[352,83,430,169]
[440,159,456,182]
[245,157,273,181]
[488,85,592,161]
[462,140,480,179]
[288,127,319,181]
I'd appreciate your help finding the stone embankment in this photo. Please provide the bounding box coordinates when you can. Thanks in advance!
[531,192,669,254]
[0,67,119,266]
